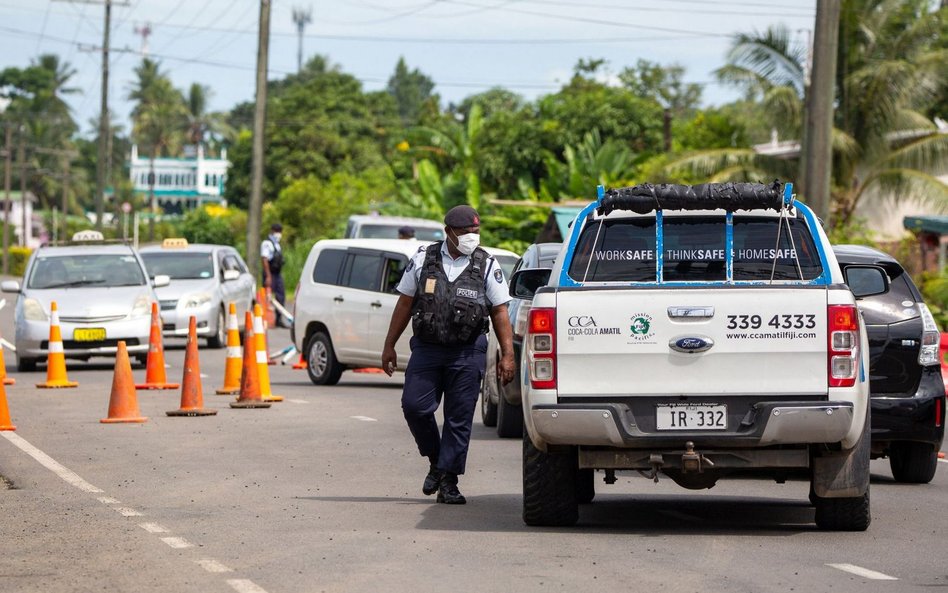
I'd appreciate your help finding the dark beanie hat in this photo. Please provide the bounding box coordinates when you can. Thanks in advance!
[271,223,283,232]
[444,205,480,228]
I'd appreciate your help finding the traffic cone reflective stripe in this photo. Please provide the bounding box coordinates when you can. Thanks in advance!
[37,302,78,389]
[215,302,242,395]
[168,317,217,417]
[253,304,283,402]
[0,326,14,385]
[0,380,15,431]
[101,341,147,423]
[231,311,270,409]
[136,302,179,390]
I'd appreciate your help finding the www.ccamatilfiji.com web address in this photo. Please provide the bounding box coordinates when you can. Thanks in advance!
[726,331,818,340]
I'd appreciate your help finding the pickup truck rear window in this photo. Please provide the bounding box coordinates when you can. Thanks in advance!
[568,216,823,282]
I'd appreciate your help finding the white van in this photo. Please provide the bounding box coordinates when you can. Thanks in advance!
[293,238,519,385]
[344,215,446,241]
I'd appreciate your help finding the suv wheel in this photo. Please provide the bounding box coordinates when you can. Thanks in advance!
[496,393,523,438]
[523,432,579,526]
[480,374,497,427]
[207,308,226,349]
[16,357,37,372]
[306,332,343,386]
[889,441,938,484]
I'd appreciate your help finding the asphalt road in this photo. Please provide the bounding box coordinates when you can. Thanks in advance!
[1,291,947,593]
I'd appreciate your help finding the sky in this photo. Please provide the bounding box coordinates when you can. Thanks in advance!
[0,0,817,138]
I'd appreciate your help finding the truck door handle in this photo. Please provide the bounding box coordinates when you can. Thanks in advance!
[333,296,344,303]
[667,306,714,319]
[370,301,382,308]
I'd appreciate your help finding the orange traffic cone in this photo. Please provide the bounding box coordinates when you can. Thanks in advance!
[254,304,283,402]
[0,380,15,431]
[36,301,78,389]
[0,326,14,385]
[135,302,179,390]
[292,351,307,370]
[168,317,217,417]
[231,311,270,409]
[257,287,276,326]
[101,341,147,424]
[215,302,243,395]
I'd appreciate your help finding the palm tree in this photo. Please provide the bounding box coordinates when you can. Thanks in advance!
[539,129,638,201]
[668,0,947,225]
[184,83,234,155]
[409,103,486,209]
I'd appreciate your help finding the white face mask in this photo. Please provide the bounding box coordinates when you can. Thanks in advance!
[454,232,480,255]
[273,233,282,242]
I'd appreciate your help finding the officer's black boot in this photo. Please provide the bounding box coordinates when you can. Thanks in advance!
[422,463,442,496]
[436,473,466,505]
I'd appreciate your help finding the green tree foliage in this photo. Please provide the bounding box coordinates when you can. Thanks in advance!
[539,130,637,201]
[178,205,247,247]
[620,59,703,117]
[387,57,437,126]
[185,83,234,155]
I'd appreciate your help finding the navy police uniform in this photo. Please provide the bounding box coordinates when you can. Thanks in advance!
[396,240,511,476]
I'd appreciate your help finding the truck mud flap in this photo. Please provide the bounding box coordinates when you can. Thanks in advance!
[812,416,870,498]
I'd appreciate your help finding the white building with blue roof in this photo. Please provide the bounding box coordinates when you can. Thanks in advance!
[129,144,230,214]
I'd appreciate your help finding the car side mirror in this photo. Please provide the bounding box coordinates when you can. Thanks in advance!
[509,268,552,299]
[1,280,21,294]
[844,265,889,298]
[152,274,171,288]
[223,269,240,281]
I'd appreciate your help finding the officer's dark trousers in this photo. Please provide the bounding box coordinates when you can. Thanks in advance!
[271,273,286,323]
[401,335,487,476]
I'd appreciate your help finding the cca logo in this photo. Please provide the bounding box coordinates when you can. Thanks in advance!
[568,316,597,328]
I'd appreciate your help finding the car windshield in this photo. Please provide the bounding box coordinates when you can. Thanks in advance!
[141,252,215,280]
[359,224,444,241]
[28,254,146,288]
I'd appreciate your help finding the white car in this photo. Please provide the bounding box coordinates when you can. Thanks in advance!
[344,215,446,241]
[292,238,518,385]
[139,239,256,348]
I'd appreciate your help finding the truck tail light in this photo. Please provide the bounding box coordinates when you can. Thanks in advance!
[828,304,859,388]
[527,307,556,389]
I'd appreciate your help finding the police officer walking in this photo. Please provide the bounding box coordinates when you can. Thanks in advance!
[382,205,515,504]
[260,222,290,328]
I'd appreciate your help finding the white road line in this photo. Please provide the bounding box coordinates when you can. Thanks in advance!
[285,398,310,404]
[827,564,898,580]
[115,507,143,517]
[97,496,120,504]
[227,579,270,593]
[160,536,194,549]
[350,415,378,422]
[139,523,169,534]
[0,433,103,493]
[196,559,233,573]
[937,457,947,464]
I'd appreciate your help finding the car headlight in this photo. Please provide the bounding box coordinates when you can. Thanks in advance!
[130,295,152,318]
[182,292,212,309]
[23,298,48,321]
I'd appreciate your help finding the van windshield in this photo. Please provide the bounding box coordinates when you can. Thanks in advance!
[568,216,823,282]
[359,224,444,241]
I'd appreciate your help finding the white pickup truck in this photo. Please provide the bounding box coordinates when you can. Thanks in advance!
[512,182,882,531]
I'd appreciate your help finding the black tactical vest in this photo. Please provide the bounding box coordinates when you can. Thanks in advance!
[411,242,492,346]
[266,238,284,274]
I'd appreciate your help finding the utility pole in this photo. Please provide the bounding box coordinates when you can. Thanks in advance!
[292,6,312,73]
[2,124,11,274]
[801,0,840,224]
[18,132,27,247]
[247,0,271,280]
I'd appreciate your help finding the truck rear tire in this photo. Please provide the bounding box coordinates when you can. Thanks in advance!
[576,468,595,504]
[523,433,579,526]
[889,441,938,484]
[813,490,870,531]
[496,394,523,438]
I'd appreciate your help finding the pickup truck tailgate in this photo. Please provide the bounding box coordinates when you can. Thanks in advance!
[555,288,828,397]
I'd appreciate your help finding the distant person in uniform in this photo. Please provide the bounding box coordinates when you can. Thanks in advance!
[382,205,515,504]
[398,225,416,240]
[260,222,290,328]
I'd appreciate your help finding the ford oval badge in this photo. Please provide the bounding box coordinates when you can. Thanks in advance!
[669,336,714,353]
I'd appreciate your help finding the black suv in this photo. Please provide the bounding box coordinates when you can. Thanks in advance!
[835,245,945,483]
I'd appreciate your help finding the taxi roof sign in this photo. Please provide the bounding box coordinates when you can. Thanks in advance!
[162,238,189,249]
[72,230,105,241]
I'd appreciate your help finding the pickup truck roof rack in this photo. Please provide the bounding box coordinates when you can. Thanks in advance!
[596,181,791,215]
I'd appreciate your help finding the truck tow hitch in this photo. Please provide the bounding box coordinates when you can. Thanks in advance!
[681,441,715,473]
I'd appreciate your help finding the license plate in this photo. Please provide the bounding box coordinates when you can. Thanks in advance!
[656,404,727,430]
[73,328,106,342]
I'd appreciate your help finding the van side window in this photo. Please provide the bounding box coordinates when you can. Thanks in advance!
[343,253,382,291]
[382,257,408,294]
[313,249,346,285]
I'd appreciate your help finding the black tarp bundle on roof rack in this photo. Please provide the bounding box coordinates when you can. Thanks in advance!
[597,181,784,215]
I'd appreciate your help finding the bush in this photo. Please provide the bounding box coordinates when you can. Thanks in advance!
[6,246,31,277]
[918,269,948,331]
[177,205,247,249]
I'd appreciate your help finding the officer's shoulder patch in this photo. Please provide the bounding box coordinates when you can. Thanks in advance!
[405,258,415,273]
[493,268,503,283]
[416,245,427,254]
